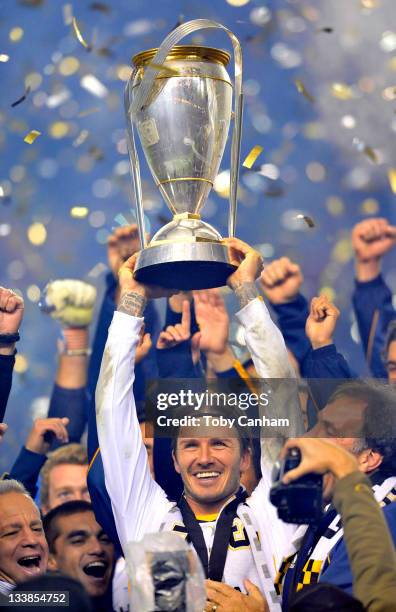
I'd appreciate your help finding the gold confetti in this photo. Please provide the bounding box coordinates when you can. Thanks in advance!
[11,85,31,107]
[296,214,315,228]
[9,27,24,42]
[147,63,181,77]
[27,222,47,245]
[363,146,378,163]
[0,54,9,62]
[242,145,264,169]
[331,82,354,100]
[72,16,90,49]
[388,169,396,194]
[24,129,41,144]
[14,354,28,374]
[78,107,100,117]
[294,79,315,103]
[70,206,89,218]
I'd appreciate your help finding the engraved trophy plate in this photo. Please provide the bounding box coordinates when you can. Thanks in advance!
[124,21,244,289]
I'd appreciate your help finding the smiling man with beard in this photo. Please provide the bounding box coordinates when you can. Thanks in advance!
[43,501,114,612]
[0,480,48,596]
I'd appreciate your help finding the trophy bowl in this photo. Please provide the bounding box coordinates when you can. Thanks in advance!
[126,44,238,289]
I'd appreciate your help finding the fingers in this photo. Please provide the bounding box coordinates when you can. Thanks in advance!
[0,288,24,313]
[261,257,300,287]
[181,300,191,335]
[310,295,340,321]
[244,580,266,605]
[36,418,69,444]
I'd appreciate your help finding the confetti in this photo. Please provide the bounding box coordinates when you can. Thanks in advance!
[296,214,315,228]
[11,85,31,107]
[72,16,90,49]
[80,74,108,98]
[316,27,334,33]
[242,145,264,169]
[62,3,73,25]
[331,82,354,100]
[27,222,47,244]
[78,107,100,117]
[88,145,104,161]
[352,137,378,163]
[89,2,111,13]
[294,79,315,103]
[46,89,71,108]
[23,129,41,144]
[0,54,9,62]
[388,169,396,194]
[73,129,89,147]
[70,206,89,218]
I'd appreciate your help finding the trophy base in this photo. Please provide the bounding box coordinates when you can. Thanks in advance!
[134,241,236,290]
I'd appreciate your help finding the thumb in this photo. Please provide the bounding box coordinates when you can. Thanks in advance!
[61,417,70,425]
[244,580,263,602]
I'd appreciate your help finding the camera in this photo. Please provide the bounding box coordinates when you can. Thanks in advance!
[270,448,323,524]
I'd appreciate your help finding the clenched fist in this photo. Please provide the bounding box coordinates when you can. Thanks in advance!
[260,257,303,305]
[305,295,340,350]
[0,287,24,336]
[352,218,396,282]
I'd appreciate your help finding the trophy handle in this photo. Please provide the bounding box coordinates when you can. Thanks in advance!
[124,72,147,249]
[127,19,243,238]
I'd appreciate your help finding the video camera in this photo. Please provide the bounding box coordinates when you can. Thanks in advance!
[270,448,323,524]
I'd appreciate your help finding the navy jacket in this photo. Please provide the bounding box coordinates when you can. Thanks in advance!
[352,274,395,378]
[0,352,15,422]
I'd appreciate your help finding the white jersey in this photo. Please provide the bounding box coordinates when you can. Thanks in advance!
[96,297,302,610]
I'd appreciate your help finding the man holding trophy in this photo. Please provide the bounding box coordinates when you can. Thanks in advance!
[95,19,302,612]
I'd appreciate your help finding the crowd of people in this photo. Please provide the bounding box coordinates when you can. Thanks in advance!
[0,217,395,611]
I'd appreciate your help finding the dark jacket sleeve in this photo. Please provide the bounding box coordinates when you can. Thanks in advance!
[352,275,395,378]
[303,344,356,427]
[48,385,88,445]
[271,294,311,374]
[320,473,396,610]
[0,353,15,422]
[9,447,47,499]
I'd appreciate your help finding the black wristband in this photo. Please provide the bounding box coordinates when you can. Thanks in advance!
[0,332,20,344]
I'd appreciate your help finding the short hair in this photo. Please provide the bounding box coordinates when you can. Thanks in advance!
[43,500,93,553]
[15,574,93,612]
[0,479,30,497]
[329,380,396,475]
[40,444,87,509]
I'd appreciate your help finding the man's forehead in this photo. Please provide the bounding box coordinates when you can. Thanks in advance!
[57,511,98,534]
[0,509,41,529]
[178,424,239,440]
[324,396,367,417]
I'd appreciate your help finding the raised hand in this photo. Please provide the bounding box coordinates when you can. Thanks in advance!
[157,300,192,350]
[107,224,142,278]
[118,253,178,319]
[224,237,264,290]
[260,257,303,305]
[193,289,229,355]
[40,280,96,328]
[25,417,70,455]
[305,295,340,350]
[0,287,24,335]
[280,438,358,483]
[352,218,396,281]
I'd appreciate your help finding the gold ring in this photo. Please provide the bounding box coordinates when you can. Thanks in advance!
[212,606,218,612]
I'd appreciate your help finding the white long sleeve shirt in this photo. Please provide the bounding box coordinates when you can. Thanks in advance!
[96,297,301,608]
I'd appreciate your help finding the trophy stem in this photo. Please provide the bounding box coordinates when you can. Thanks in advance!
[229,91,244,238]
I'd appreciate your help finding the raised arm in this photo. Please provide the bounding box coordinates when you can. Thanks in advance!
[0,287,24,422]
[95,253,175,550]
[351,218,396,377]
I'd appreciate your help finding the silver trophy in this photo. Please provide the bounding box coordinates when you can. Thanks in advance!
[124,20,243,289]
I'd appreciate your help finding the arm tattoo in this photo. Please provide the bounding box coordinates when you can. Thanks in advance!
[233,281,259,309]
[118,291,147,317]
